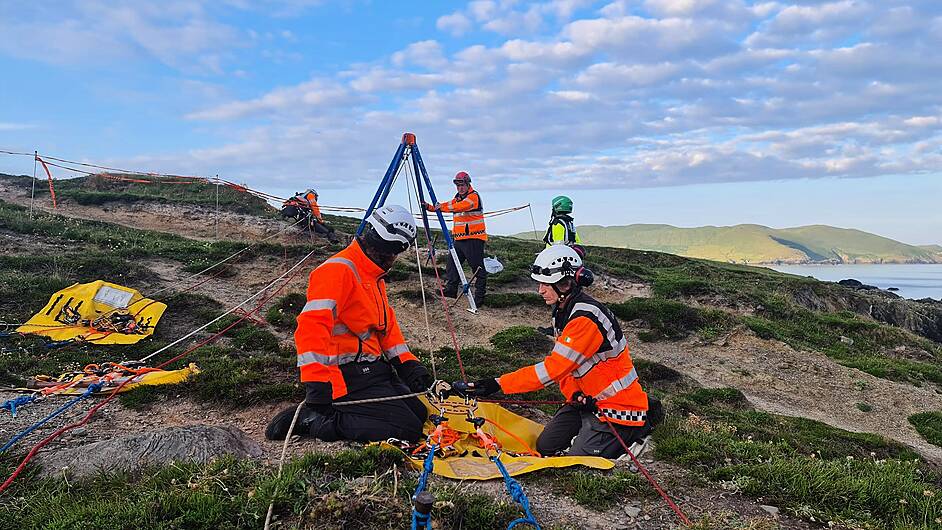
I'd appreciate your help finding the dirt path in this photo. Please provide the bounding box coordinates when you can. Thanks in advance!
[634,327,942,463]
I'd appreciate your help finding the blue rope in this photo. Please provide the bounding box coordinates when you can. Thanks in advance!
[491,455,541,530]
[411,444,437,530]
[1,396,36,418]
[0,382,103,453]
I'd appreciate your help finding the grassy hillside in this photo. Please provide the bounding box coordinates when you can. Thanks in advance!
[921,245,942,260]
[521,223,941,264]
[0,173,275,216]
[3,196,942,529]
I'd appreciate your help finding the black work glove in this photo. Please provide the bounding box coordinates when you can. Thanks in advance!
[398,360,434,392]
[408,371,435,393]
[570,391,597,413]
[451,378,501,397]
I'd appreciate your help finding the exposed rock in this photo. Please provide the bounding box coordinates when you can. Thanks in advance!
[838,278,865,288]
[760,504,780,517]
[624,505,642,518]
[36,425,262,478]
[837,278,886,292]
[840,336,854,345]
[790,285,942,343]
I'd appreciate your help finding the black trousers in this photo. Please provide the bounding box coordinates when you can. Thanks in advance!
[445,238,487,304]
[311,374,428,443]
[536,399,662,458]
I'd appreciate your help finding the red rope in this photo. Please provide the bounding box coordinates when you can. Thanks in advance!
[481,398,569,406]
[603,419,691,527]
[426,243,465,380]
[483,418,540,457]
[0,254,312,495]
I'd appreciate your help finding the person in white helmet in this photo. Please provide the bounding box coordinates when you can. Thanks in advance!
[452,245,662,458]
[266,205,433,442]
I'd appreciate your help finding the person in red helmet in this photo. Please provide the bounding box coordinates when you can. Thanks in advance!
[424,171,488,306]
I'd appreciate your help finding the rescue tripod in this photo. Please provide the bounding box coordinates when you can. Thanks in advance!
[356,132,477,313]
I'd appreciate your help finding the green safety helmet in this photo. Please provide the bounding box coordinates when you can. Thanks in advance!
[551,195,573,214]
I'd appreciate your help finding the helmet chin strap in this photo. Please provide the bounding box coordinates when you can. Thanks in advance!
[551,278,579,304]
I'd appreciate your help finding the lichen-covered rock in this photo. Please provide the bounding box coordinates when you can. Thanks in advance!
[36,425,262,478]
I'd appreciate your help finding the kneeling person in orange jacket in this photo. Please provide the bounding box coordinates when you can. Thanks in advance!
[453,245,662,457]
[266,205,433,442]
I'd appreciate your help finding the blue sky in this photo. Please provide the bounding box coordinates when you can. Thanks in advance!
[1,0,940,244]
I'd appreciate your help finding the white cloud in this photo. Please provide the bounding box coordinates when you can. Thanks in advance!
[0,123,36,131]
[25,0,940,194]
[0,1,241,73]
[185,79,358,120]
[550,90,593,101]
[437,12,473,36]
[391,40,447,69]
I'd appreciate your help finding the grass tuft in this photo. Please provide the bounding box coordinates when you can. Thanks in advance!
[909,412,942,448]
[544,469,651,510]
[612,298,736,341]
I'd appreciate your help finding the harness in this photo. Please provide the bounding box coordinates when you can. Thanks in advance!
[542,215,577,246]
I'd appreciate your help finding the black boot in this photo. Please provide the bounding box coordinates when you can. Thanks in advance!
[265,404,331,440]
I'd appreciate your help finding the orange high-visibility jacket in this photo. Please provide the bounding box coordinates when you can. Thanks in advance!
[439,186,487,241]
[498,292,649,426]
[302,192,323,222]
[295,239,419,400]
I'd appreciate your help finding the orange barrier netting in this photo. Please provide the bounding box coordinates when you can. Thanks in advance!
[8,152,534,222]
[35,157,58,209]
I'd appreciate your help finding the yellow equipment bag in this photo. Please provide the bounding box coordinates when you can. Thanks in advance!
[17,281,166,345]
[383,397,614,480]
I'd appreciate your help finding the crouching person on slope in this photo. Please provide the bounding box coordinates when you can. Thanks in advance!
[453,245,662,458]
[266,205,433,442]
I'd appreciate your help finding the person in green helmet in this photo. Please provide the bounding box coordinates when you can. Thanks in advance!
[543,195,582,249]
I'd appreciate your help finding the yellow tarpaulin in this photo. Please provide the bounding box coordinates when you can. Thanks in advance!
[383,396,614,480]
[30,364,200,395]
[17,280,166,345]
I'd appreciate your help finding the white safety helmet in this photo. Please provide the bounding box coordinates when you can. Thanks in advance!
[530,245,582,284]
[364,204,417,254]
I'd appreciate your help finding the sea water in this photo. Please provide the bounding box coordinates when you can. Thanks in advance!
[766,264,942,301]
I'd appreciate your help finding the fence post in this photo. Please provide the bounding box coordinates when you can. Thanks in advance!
[215,175,220,239]
[28,151,37,219]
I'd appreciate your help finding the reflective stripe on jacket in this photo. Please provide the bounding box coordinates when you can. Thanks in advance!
[497,291,648,426]
[295,239,418,399]
[439,187,487,241]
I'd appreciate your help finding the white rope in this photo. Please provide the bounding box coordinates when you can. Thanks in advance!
[147,216,305,299]
[134,247,318,364]
[334,391,425,406]
[403,160,438,380]
[261,389,424,529]
[263,401,305,530]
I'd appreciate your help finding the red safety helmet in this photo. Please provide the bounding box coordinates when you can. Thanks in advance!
[453,171,471,185]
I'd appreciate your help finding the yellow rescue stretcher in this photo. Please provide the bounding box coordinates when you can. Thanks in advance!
[17,280,166,345]
[382,396,615,480]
